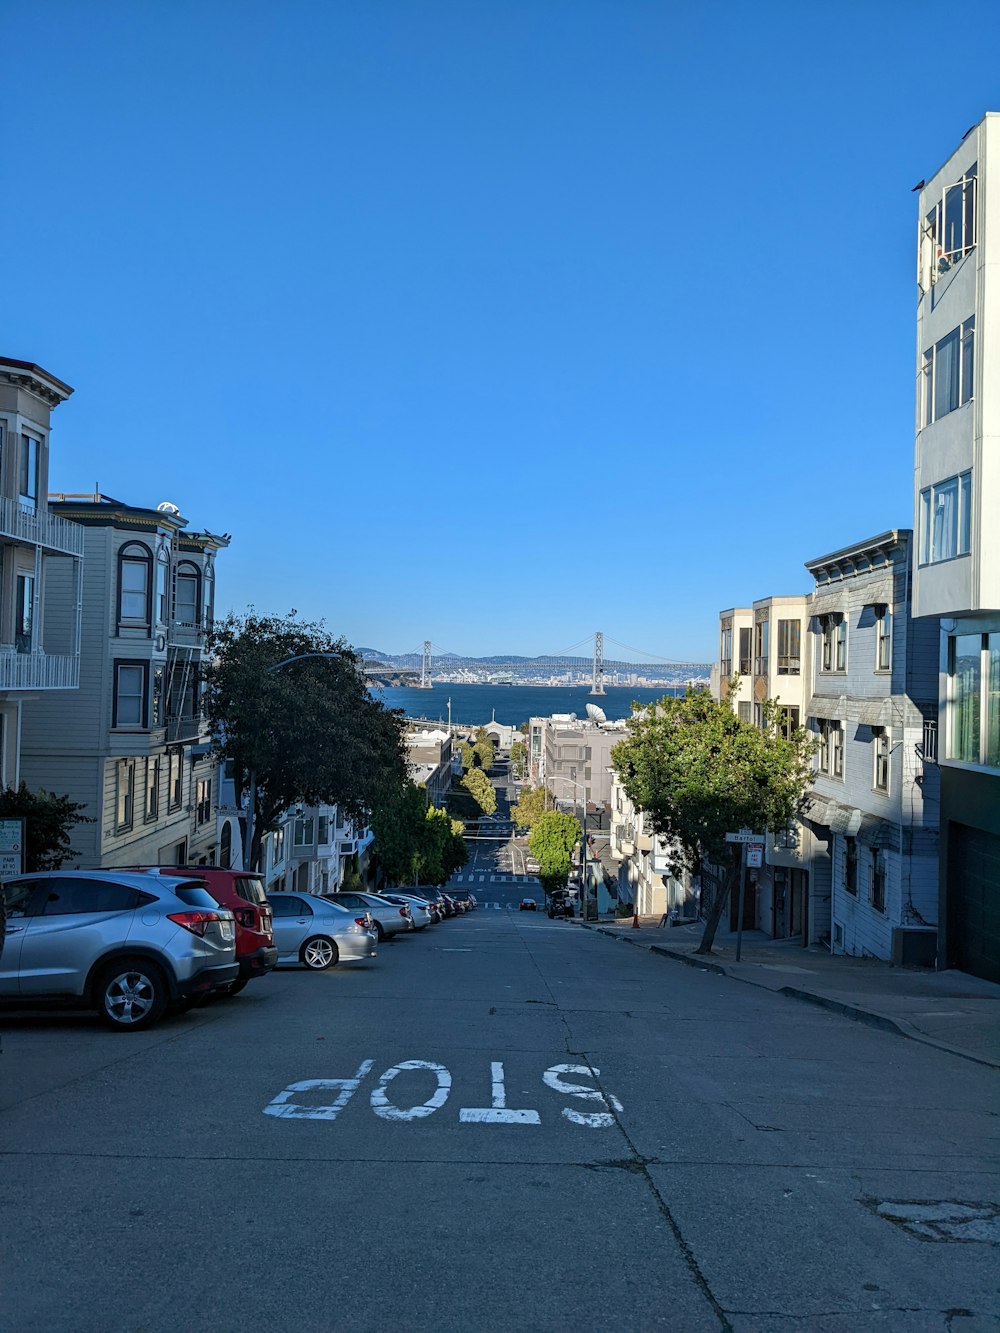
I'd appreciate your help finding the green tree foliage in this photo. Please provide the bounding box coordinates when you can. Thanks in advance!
[527,810,581,893]
[461,766,497,815]
[473,737,495,771]
[371,782,468,886]
[202,610,407,871]
[421,806,469,884]
[511,784,550,830]
[0,782,92,871]
[611,687,815,954]
[459,741,476,771]
[509,739,526,778]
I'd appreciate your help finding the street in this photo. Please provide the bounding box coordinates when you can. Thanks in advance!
[1,903,995,1331]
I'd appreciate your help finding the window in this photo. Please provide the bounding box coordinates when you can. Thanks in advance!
[39,878,142,915]
[271,825,285,866]
[270,892,310,917]
[875,605,892,671]
[203,565,215,628]
[173,561,200,627]
[776,620,800,675]
[920,164,977,289]
[720,622,733,679]
[920,471,972,565]
[19,434,38,510]
[817,720,844,778]
[116,758,135,830]
[820,614,845,672]
[753,702,764,729]
[870,852,886,913]
[318,815,330,844]
[145,757,160,821]
[873,728,890,792]
[15,574,33,653]
[113,661,147,728]
[196,778,212,825]
[754,618,769,677]
[779,706,800,740]
[737,701,751,724]
[738,628,751,675]
[948,632,1000,768]
[920,317,975,426]
[152,665,164,727]
[168,750,183,811]
[156,549,170,624]
[118,543,152,625]
[844,836,858,895]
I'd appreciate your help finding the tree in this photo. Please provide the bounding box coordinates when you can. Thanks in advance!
[528,810,581,894]
[473,737,495,771]
[611,687,815,954]
[370,780,429,885]
[202,610,407,871]
[510,739,526,778]
[421,806,469,884]
[0,782,92,872]
[461,766,497,815]
[459,741,476,771]
[511,785,550,830]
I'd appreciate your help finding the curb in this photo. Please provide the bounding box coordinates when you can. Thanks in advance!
[584,922,1000,1071]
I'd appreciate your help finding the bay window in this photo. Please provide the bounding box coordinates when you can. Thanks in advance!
[920,471,972,565]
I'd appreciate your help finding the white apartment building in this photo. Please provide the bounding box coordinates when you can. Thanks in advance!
[608,775,691,919]
[715,607,753,715]
[0,358,84,785]
[263,803,373,896]
[914,117,1000,982]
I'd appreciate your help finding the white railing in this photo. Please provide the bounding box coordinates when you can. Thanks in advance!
[0,498,84,556]
[0,650,79,690]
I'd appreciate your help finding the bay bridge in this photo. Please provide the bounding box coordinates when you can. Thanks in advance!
[363,631,711,696]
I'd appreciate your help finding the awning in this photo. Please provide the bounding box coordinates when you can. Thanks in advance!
[856,814,899,852]
[802,798,861,836]
[858,697,893,726]
[807,694,847,721]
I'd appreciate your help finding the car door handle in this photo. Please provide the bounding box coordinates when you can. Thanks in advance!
[6,925,25,935]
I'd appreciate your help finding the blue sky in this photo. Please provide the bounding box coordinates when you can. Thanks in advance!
[7,1,999,661]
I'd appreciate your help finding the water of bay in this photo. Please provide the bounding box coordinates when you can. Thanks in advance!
[375,682,681,727]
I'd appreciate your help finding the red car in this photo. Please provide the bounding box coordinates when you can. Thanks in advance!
[135,866,277,995]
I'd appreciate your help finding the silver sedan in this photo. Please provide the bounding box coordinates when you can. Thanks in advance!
[268,893,377,970]
[326,892,412,942]
[382,894,433,929]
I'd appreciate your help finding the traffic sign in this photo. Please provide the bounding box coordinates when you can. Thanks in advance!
[746,844,764,868]
[725,829,764,843]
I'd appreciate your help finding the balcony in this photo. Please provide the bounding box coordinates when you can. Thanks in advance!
[0,650,79,691]
[165,713,202,743]
[0,498,84,556]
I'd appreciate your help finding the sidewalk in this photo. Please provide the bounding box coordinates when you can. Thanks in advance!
[580,916,1000,1070]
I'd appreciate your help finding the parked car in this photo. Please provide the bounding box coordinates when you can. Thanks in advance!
[438,894,457,918]
[382,894,433,930]
[0,870,238,1030]
[519,897,538,911]
[131,865,276,996]
[327,892,411,942]
[268,893,377,969]
[450,889,474,911]
[405,889,444,922]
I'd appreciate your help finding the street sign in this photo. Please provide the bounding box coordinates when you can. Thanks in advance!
[725,830,764,844]
[0,817,24,878]
[746,844,764,868]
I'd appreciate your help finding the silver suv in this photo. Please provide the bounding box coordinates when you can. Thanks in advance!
[0,870,238,1031]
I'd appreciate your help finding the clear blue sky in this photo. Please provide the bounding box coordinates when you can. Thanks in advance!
[7,1,999,661]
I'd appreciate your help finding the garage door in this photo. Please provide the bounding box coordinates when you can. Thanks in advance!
[948,823,1000,983]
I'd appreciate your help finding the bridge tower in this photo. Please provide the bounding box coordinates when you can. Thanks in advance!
[591,631,606,696]
[419,640,433,689]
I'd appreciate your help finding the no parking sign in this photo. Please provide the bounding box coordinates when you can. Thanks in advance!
[0,818,24,879]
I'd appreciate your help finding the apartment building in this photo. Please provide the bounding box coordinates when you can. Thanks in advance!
[0,358,84,785]
[803,532,939,962]
[608,776,691,919]
[263,803,373,895]
[19,493,229,866]
[529,712,626,813]
[406,727,453,807]
[715,607,753,715]
[913,117,1000,982]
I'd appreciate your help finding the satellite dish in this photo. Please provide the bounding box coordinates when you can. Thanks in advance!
[586,703,607,723]
[156,501,181,515]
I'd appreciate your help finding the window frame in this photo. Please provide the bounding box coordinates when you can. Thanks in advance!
[145,756,160,822]
[15,573,34,654]
[116,757,136,831]
[920,317,975,427]
[196,777,212,825]
[19,433,39,510]
[844,836,858,896]
[872,727,890,793]
[875,604,892,672]
[112,659,149,730]
[776,619,801,675]
[167,749,183,812]
[173,560,202,629]
[919,471,973,566]
[117,541,153,629]
[869,852,887,914]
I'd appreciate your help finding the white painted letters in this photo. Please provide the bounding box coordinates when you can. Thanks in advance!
[459,1061,541,1124]
[370,1059,452,1121]
[263,1060,375,1121]
[542,1064,624,1127]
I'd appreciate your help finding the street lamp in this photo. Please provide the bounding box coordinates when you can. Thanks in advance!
[241,652,344,873]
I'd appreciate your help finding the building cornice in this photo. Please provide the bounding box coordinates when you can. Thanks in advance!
[0,358,74,408]
[805,530,910,584]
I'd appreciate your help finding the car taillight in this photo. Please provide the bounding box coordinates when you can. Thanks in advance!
[354,916,368,927]
[168,910,223,937]
[399,907,408,918]
[235,908,255,927]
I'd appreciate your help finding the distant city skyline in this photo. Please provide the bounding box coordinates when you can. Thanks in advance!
[6,3,1000,659]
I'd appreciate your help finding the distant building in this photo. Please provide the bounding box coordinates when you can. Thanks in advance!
[262,802,372,895]
[0,357,84,785]
[913,117,1000,982]
[406,727,453,807]
[529,711,626,812]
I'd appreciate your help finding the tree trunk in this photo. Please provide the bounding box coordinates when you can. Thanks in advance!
[694,847,742,955]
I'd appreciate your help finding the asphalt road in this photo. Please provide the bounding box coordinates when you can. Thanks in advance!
[1,906,996,1331]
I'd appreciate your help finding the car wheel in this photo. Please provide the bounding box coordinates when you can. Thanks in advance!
[301,936,339,970]
[373,921,385,944]
[96,957,168,1031]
